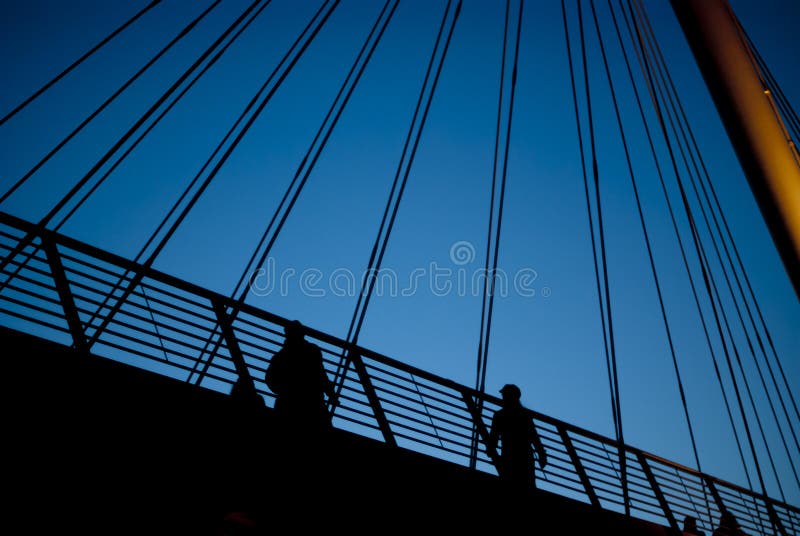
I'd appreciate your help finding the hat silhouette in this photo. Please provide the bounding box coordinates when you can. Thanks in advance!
[500,383,521,399]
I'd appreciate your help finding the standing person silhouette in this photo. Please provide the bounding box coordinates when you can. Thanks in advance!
[487,384,547,491]
[265,320,336,434]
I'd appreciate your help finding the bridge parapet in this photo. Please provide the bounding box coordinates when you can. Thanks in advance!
[0,210,797,535]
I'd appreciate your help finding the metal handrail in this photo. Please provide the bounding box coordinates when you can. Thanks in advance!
[0,210,796,535]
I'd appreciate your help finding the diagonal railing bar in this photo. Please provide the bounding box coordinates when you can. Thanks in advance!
[350,352,395,446]
[767,500,789,536]
[637,451,679,533]
[41,237,87,353]
[211,298,262,406]
[408,372,446,449]
[560,426,602,508]
[670,465,713,532]
[460,391,500,469]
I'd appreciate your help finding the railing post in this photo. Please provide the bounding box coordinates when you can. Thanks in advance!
[708,479,786,536]
[637,451,680,534]
[211,298,262,406]
[765,500,788,536]
[704,476,727,519]
[41,237,87,353]
[558,425,601,507]
[349,351,396,447]
[460,391,499,468]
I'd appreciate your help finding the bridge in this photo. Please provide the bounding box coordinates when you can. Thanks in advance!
[2,211,797,533]
[1,0,798,534]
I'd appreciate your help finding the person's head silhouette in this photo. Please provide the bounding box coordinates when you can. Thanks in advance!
[718,511,739,531]
[500,383,521,405]
[284,320,305,343]
[683,515,700,534]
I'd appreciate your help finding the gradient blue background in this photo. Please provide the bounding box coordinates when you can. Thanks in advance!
[1,0,798,505]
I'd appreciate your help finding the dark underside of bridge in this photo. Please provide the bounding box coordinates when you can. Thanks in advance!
[3,327,667,535]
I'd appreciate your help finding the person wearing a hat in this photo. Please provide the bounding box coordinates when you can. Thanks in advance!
[486,383,547,491]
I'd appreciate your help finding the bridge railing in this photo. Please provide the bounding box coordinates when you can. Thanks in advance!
[0,210,797,536]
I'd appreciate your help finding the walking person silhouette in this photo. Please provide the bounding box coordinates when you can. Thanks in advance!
[487,384,547,491]
[265,320,336,436]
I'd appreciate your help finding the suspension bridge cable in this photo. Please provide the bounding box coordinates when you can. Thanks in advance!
[692,216,788,501]
[721,14,800,429]
[615,0,754,488]
[331,0,462,398]
[660,63,795,499]
[54,0,275,232]
[470,0,524,471]
[726,224,800,428]
[343,0,455,349]
[232,0,400,304]
[627,0,769,497]
[590,0,704,476]
[188,0,399,385]
[0,1,221,207]
[0,0,264,296]
[479,0,522,404]
[676,90,800,466]
[561,0,617,441]
[644,14,800,487]
[735,43,800,450]
[0,0,162,127]
[639,0,800,448]
[0,0,240,293]
[479,0,523,396]
[55,0,273,358]
[648,6,800,434]
[342,0,460,347]
[35,0,272,336]
[81,0,335,377]
[474,0,510,408]
[350,0,461,344]
[72,0,327,304]
[636,0,799,492]
[82,0,340,349]
[577,0,629,515]
[47,0,260,239]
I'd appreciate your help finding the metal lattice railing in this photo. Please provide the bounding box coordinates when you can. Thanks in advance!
[0,210,797,536]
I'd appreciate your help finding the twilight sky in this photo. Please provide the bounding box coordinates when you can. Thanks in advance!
[1,0,798,505]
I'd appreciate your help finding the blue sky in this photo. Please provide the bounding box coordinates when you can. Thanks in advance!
[1,0,798,505]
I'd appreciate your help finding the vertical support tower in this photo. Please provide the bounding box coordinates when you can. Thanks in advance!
[671,0,800,299]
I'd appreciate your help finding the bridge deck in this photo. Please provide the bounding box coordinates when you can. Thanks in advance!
[6,327,666,534]
[0,210,797,535]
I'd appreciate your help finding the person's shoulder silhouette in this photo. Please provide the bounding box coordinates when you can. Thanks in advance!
[712,511,746,536]
[683,515,705,536]
[265,320,335,429]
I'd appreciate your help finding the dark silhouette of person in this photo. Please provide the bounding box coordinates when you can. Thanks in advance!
[683,515,706,536]
[486,383,547,490]
[712,511,747,536]
[265,320,336,433]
